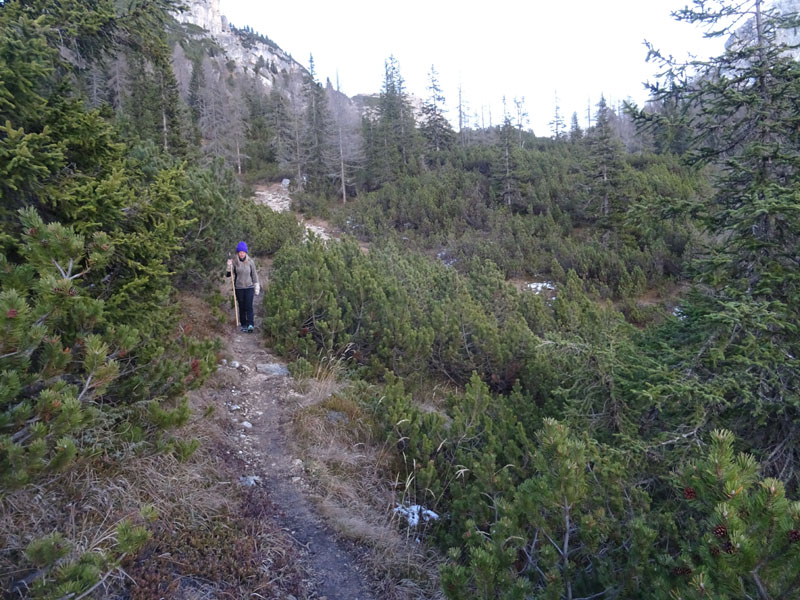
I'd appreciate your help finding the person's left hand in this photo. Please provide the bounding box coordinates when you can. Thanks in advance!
[255,283,261,296]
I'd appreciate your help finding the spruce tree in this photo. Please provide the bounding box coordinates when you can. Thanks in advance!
[569,111,584,142]
[302,55,334,195]
[420,65,455,165]
[266,82,294,176]
[585,95,626,227]
[645,0,800,483]
[550,93,566,140]
[241,72,277,176]
[362,56,419,187]
[491,104,522,208]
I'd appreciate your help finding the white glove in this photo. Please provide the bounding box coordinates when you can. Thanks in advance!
[255,283,261,296]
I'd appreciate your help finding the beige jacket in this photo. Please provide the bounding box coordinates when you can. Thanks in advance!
[227,256,259,289]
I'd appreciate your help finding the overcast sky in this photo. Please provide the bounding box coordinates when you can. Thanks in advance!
[218,0,725,135]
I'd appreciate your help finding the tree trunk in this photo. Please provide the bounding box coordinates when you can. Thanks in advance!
[338,124,347,204]
[162,107,168,152]
[236,137,242,175]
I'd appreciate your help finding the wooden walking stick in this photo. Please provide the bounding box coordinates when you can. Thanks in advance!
[229,256,239,327]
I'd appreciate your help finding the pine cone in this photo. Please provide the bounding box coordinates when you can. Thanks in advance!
[724,540,737,554]
[710,546,721,557]
[683,486,697,500]
[789,530,800,543]
[713,524,728,538]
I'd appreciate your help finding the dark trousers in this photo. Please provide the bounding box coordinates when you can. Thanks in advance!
[235,287,255,327]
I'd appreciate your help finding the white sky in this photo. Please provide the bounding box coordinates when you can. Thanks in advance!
[219,0,725,135]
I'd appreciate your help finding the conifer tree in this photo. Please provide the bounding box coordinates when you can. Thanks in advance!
[197,57,246,170]
[284,71,307,187]
[327,76,363,203]
[117,2,188,154]
[513,96,530,146]
[585,95,626,227]
[362,56,419,187]
[666,430,800,600]
[644,0,800,483]
[550,93,566,140]
[187,54,206,142]
[569,111,583,142]
[302,55,334,195]
[241,71,277,176]
[266,82,294,175]
[457,83,470,147]
[1,0,212,488]
[420,65,455,165]
[491,102,522,208]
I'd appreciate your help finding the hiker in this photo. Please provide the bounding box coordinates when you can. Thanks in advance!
[226,241,260,332]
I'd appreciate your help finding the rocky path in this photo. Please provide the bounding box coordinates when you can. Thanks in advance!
[254,182,333,241]
[217,291,375,600]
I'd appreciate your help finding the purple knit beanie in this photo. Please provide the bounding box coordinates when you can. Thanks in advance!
[236,241,248,253]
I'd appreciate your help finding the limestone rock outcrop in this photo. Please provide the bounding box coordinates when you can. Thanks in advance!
[173,0,308,89]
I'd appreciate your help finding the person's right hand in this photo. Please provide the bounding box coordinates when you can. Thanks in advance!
[227,258,233,268]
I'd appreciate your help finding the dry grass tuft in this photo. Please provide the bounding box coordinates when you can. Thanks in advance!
[291,351,349,402]
[290,385,444,600]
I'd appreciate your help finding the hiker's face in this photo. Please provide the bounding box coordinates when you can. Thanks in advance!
[237,250,247,260]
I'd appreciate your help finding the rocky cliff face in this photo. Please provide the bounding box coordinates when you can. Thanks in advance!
[727,0,800,56]
[174,0,225,35]
[173,0,308,89]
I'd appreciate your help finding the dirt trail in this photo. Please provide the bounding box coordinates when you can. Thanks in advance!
[253,182,335,241]
[216,290,375,600]
[212,184,376,598]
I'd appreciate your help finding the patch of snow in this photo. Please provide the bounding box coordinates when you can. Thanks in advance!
[230,361,240,369]
[526,281,556,294]
[673,307,686,320]
[394,504,439,527]
[229,404,241,411]
[241,421,253,429]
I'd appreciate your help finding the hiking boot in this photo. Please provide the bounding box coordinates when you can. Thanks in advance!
[247,325,254,333]
[240,326,247,332]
